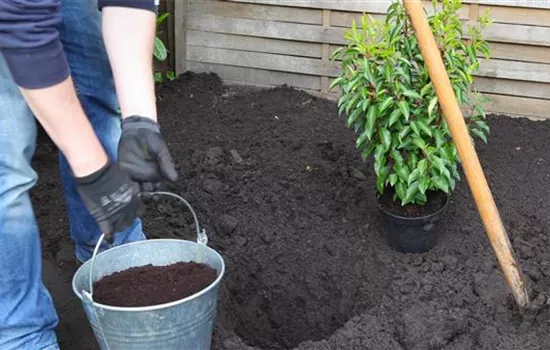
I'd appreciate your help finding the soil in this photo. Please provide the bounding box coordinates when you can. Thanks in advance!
[33,72,550,350]
[92,261,218,307]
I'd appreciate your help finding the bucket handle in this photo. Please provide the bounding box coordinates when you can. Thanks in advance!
[85,191,208,300]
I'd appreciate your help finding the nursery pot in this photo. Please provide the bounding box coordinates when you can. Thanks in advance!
[377,192,448,254]
[72,192,225,350]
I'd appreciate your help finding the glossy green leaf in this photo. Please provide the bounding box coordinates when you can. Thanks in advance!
[346,93,360,115]
[395,163,410,181]
[432,156,451,179]
[398,126,411,142]
[432,176,449,193]
[356,129,370,148]
[395,181,406,201]
[420,82,433,97]
[471,128,488,143]
[434,128,445,148]
[398,101,410,120]
[361,143,377,160]
[408,168,421,185]
[419,176,430,194]
[403,90,422,100]
[388,109,401,127]
[410,121,421,136]
[347,108,362,127]
[389,173,398,186]
[403,181,419,205]
[412,137,427,150]
[381,128,392,151]
[418,159,427,174]
[154,37,168,61]
[378,96,394,113]
[391,150,404,164]
[416,119,433,137]
[329,77,344,90]
[366,105,378,140]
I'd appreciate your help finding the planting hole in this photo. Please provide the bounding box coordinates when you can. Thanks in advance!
[221,232,387,349]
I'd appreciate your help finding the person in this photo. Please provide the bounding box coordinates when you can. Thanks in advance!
[0,1,178,349]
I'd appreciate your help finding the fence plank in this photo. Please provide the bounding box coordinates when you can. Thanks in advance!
[187,14,346,44]
[230,0,472,13]
[468,0,550,10]
[480,5,550,27]
[475,77,550,99]
[484,94,550,119]
[188,62,321,90]
[187,46,340,76]
[478,59,550,83]
[174,0,187,74]
[227,0,395,12]
[330,12,384,28]
[188,0,322,24]
[229,0,550,11]
[488,42,550,64]
[187,30,322,58]
[479,22,550,47]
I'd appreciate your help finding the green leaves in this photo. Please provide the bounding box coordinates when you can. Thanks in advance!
[398,100,410,120]
[403,90,422,100]
[331,1,492,206]
[154,36,168,61]
[378,96,394,114]
[366,104,378,140]
[380,128,392,151]
[388,109,401,127]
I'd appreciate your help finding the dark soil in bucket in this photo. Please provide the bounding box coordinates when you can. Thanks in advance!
[92,261,218,307]
[34,72,550,350]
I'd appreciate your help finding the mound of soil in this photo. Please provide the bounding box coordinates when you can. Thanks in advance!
[92,261,218,307]
[34,72,550,350]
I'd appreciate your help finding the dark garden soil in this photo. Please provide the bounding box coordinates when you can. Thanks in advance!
[35,72,550,350]
[92,261,219,307]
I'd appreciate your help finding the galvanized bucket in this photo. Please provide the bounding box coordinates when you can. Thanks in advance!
[72,192,225,350]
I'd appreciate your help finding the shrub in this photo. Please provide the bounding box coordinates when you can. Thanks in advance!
[330,0,492,206]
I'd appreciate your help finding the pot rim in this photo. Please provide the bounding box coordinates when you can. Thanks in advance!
[376,191,449,221]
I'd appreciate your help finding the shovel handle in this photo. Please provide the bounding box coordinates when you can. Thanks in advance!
[402,0,530,311]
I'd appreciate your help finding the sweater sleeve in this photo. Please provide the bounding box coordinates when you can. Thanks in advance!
[0,0,69,89]
[0,0,157,90]
[98,0,157,13]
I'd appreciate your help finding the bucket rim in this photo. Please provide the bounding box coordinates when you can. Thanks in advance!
[71,238,226,312]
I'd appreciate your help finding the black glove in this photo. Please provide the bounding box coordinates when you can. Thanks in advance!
[118,116,178,200]
[76,161,143,242]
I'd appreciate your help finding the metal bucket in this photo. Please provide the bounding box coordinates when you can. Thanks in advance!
[72,192,225,350]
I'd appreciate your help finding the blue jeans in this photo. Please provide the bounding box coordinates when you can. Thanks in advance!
[0,1,146,349]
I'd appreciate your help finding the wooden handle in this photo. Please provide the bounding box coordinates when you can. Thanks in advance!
[403,0,530,310]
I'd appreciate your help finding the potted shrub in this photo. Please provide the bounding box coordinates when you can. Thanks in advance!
[330,0,492,253]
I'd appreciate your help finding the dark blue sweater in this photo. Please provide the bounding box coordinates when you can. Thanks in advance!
[0,0,156,89]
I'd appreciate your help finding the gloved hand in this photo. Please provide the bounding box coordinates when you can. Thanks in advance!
[75,160,143,243]
[118,116,178,201]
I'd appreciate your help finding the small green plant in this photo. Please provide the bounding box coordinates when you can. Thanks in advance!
[330,0,492,206]
[154,12,176,83]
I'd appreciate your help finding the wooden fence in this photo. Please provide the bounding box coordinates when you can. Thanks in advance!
[174,0,550,119]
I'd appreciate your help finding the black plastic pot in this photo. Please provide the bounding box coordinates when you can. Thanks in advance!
[377,193,449,254]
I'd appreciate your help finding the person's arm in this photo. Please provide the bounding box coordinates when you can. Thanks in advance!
[98,1,179,195]
[101,3,158,120]
[0,0,108,176]
[0,0,143,236]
